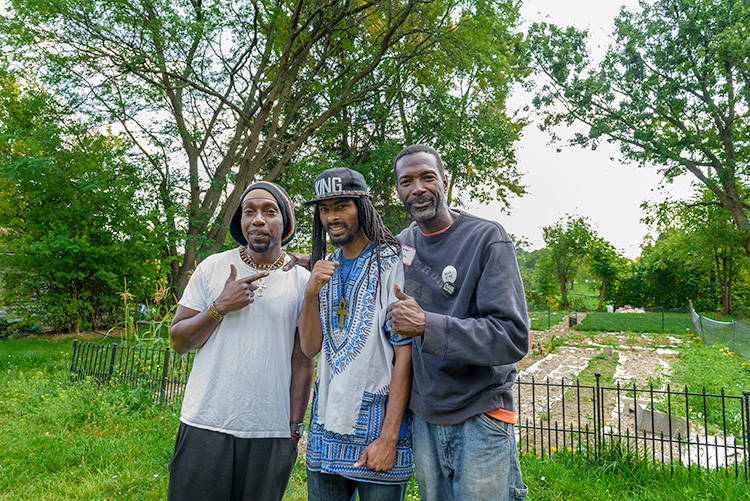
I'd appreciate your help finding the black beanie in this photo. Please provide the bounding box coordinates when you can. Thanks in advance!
[229,181,296,246]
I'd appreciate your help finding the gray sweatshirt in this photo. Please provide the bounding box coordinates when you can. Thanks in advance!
[397,211,530,424]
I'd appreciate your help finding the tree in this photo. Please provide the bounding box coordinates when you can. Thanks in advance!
[528,0,750,256]
[612,232,711,310]
[0,69,163,332]
[238,0,529,237]
[643,189,750,314]
[1,0,526,292]
[541,215,593,308]
[588,237,626,310]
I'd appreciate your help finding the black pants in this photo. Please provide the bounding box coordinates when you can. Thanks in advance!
[167,423,298,501]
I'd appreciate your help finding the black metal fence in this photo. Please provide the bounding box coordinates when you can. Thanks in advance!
[69,340,194,404]
[69,341,750,479]
[516,373,750,480]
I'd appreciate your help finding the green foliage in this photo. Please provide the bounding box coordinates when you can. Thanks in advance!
[521,440,750,500]
[0,336,177,499]
[541,214,594,307]
[0,335,411,500]
[517,244,559,307]
[610,232,720,311]
[543,334,565,354]
[589,238,628,310]
[642,190,750,315]
[529,0,750,259]
[673,340,750,404]
[527,304,567,331]
[5,336,750,499]
[0,0,529,292]
[673,340,750,438]
[566,281,603,311]
[283,0,529,234]
[0,318,41,338]
[0,70,164,332]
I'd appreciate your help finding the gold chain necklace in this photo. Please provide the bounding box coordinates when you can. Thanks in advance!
[240,246,286,271]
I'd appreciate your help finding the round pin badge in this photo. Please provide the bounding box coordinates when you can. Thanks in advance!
[442,265,457,283]
[442,281,456,297]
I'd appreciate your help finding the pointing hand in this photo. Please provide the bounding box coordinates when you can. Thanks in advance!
[214,264,269,313]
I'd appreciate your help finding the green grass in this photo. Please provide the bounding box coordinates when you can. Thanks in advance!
[0,336,416,500]
[575,353,620,386]
[577,312,694,335]
[520,441,749,500]
[671,339,750,438]
[0,336,177,499]
[528,307,567,331]
[3,335,749,499]
[567,281,600,311]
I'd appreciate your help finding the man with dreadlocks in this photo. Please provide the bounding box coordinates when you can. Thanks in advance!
[299,167,414,500]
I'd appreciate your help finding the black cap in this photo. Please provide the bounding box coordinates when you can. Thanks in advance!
[304,167,369,205]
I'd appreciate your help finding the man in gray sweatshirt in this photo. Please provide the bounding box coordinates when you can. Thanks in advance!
[387,144,530,500]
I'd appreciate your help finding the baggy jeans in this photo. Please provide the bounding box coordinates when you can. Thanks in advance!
[413,413,528,500]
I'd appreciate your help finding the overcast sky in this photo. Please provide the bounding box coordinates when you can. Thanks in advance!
[468,0,695,258]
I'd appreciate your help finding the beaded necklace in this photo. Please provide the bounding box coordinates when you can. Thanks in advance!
[240,246,286,271]
[239,247,285,297]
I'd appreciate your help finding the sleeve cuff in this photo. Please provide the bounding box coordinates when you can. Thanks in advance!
[420,311,447,358]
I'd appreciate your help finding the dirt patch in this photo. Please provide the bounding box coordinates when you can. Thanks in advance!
[518,313,682,385]
[513,314,718,464]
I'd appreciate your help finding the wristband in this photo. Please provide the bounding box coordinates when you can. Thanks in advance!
[290,421,304,437]
[208,302,225,322]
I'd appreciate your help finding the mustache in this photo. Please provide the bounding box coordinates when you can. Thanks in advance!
[408,195,434,204]
[326,222,349,231]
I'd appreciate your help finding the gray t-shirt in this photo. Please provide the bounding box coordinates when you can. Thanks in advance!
[178,247,310,438]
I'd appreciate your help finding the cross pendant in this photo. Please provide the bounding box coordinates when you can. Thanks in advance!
[335,297,348,328]
[256,278,267,297]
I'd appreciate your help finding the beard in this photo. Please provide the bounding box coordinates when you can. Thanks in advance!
[327,221,360,248]
[406,194,440,222]
[245,230,280,254]
[247,240,272,254]
[330,231,355,248]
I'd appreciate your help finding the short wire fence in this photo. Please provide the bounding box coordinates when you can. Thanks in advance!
[516,373,750,480]
[69,340,194,404]
[692,307,750,359]
[528,304,575,331]
[528,304,552,330]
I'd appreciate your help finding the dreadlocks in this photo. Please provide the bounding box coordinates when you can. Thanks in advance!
[311,196,400,303]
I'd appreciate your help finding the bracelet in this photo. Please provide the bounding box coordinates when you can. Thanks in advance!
[208,302,225,322]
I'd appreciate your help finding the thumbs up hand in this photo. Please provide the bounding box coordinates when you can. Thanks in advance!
[393,283,409,301]
[386,283,425,338]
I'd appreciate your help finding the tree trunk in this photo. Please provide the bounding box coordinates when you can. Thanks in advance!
[558,274,569,307]
[598,279,607,310]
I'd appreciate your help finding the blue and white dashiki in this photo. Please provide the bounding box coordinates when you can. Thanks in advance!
[306,244,413,484]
